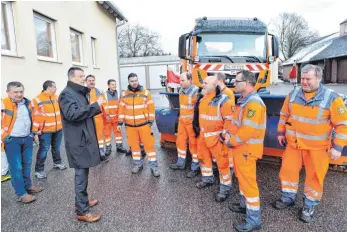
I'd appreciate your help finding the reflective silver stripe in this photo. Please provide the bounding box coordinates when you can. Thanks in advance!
[236,135,243,143]
[246,197,260,203]
[132,152,141,155]
[304,194,319,202]
[180,105,194,109]
[242,120,266,129]
[43,112,60,117]
[304,186,322,197]
[3,109,13,116]
[200,114,221,121]
[282,188,298,193]
[149,114,155,117]
[44,121,62,126]
[280,111,289,117]
[289,87,301,113]
[204,130,223,137]
[281,181,298,187]
[286,129,331,140]
[335,133,347,139]
[317,89,333,120]
[126,104,146,109]
[146,100,154,104]
[125,115,145,119]
[246,138,264,144]
[223,116,233,120]
[278,119,286,125]
[177,148,186,154]
[181,115,193,119]
[246,204,260,211]
[232,119,241,126]
[105,105,118,109]
[217,95,228,119]
[291,114,329,124]
[335,120,347,126]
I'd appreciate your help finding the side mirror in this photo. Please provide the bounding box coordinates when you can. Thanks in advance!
[271,35,279,57]
[179,34,188,59]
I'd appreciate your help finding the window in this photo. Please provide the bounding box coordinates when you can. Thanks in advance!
[1,2,16,55]
[34,13,57,61]
[70,29,83,64]
[91,37,97,67]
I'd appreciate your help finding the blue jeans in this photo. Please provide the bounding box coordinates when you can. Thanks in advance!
[4,136,33,197]
[35,130,63,172]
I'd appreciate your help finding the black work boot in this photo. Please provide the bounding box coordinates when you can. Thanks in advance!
[196,181,213,189]
[234,222,261,232]
[186,170,199,178]
[215,192,229,202]
[100,156,109,162]
[126,149,132,156]
[169,163,185,170]
[116,144,128,153]
[131,165,143,174]
[105,145,112,156]
[229,203,246,214]
[299,206,315,223]
[272,199,295,210]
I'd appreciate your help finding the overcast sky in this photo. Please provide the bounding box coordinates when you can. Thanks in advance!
[115,0,347,55]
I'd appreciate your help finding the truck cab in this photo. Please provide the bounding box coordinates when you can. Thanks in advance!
[178,17,279,91]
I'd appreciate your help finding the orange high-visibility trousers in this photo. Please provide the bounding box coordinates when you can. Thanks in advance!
[126,124,158,168]
[103,118,122,146]
[279,145,330,206]
[233,146,261,225]
[198,137,231,186]
[176,121,198,169]
[94,116,105,149]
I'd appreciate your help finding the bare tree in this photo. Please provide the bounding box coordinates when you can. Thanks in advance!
[270,13,319,60]
[117,24,166,57]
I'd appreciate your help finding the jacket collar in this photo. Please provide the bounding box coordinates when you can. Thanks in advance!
[107,89,117,96]
[67,81,90,95]
[237,91,257,105]
[127,84,143,93]
[297,83,325,102]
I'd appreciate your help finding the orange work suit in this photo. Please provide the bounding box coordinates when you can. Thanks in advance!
[198,92,233,192]
[103,90,122,146]
[118,85,157,169]
[175,84,200,170]
[277,84,347,208]
[225,92,266,226]
[88,88,106,154]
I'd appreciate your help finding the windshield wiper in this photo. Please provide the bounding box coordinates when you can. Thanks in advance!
[202,55,234,63]
[231,56,262,63]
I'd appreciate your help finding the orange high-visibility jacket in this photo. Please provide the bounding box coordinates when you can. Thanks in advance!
[226,92,267,159]
[118,85,155,127]
[221,87,235,105]
[179,84,199,124]
[88,88,106,117]
[31,92,62,133]
[1,97,33,142]
[104,89,119,120]
[278,85,347,152]
[199,92,233,147]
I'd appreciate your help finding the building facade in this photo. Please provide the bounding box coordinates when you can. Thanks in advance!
[282,19,347,83]
[1,1,127,98]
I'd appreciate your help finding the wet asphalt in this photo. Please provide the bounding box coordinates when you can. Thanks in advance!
[1,83,347,232]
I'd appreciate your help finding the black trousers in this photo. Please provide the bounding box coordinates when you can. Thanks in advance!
[75,168,89,216]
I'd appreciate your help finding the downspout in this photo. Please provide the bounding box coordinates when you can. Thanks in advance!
[116,19,127,93]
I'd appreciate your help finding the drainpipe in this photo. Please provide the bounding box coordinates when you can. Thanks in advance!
[116,19,127,93]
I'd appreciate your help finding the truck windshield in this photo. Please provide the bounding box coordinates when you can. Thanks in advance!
[197,33,266,59]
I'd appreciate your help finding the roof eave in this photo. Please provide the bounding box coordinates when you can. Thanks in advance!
[98,1,128,22]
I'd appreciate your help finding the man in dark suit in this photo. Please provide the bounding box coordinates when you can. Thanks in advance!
[58,67,105,223]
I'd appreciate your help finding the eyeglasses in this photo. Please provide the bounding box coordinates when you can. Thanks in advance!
[235,80,246,83]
